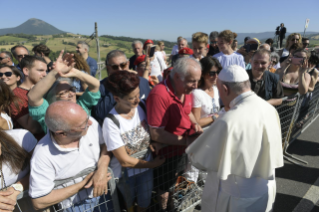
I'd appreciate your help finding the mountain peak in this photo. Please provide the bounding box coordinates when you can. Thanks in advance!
[0,18,66,35]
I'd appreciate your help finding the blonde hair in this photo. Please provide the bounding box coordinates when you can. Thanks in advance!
[285,33,302,49]
[218,30,234,43]
[158,41,164,46]
[192,32,209,45]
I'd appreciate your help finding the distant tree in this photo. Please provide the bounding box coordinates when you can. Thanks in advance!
[1,48,6,51]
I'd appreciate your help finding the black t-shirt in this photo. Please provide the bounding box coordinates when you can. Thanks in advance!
[129,55,137,70]
[208,46,220,57]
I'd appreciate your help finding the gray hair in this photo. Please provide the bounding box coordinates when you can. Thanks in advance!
[170,57,201,80]
[209,31,219,40]
[221,80,251,95]
[77,41,89,52]
[105,50,127,66]
[131,40,143,48]
[45,109,71,132]
[46,77,74,105]
[270,52,280,63]
[259,43,271,51]
[179,38,188,45]
[0,51,13,61]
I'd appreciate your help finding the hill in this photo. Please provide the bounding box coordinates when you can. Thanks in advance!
[0,18,66,35]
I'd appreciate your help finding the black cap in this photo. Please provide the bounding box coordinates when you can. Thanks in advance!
[244,37,251,42]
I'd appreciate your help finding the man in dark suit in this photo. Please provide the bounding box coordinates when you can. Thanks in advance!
[279,23,286,48]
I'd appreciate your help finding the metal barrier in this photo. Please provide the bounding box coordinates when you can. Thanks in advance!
[96,62,106,80]
[15,167,120,212]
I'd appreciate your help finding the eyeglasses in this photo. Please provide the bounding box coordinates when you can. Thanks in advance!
[209,71,220,77]
[0,72,13,77]
[17,54,27,58]
[0,57,7,61]
[211,41,218,44]
[108,61,128,70]
[56,86,77,98]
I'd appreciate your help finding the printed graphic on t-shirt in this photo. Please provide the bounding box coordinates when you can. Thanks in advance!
[121,120,150,158]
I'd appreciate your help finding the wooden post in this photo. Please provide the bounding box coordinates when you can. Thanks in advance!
[95,22,101,79]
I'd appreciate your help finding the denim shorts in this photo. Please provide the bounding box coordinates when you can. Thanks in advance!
[63,196,100,212]
[119,168,153,208]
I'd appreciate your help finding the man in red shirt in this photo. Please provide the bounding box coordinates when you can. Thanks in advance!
[146,57,202,211]
[10,55,47,136]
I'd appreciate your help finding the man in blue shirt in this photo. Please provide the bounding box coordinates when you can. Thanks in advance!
[92,50,150,125]
[76,41,98,77]
[11,45,29,71]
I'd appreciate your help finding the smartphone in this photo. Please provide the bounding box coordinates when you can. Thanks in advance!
[291,57,304,65]
[149,46,156,57]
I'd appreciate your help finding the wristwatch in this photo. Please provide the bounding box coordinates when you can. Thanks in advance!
[211,115,217,122]
[11,184,23,192]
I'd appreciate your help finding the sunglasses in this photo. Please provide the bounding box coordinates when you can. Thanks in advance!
[209,71,220,77]
[17,54,27,58]
[0,57,7,61]
[108,61,128,70]
[211,41,218,44]
[0,72,13,77]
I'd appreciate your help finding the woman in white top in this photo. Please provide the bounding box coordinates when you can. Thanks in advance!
[150,46,167,82]
[102,71,165,211]
[0,81,19,130]
[192,57,222,127]
[0,129,37,211]
[157,41,167,63]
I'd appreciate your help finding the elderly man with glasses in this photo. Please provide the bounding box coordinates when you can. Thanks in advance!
[92,50,151,125]
[29,101,111,211]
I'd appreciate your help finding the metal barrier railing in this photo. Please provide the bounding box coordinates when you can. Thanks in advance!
[15,167,120,212]
[14,84,319,212]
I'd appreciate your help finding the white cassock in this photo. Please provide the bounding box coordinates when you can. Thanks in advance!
[186,91,284,212]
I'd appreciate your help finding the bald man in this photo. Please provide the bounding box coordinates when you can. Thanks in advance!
[259,43,271,51]
[29,101,111,211]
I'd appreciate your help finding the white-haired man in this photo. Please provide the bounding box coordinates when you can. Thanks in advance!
[76,41,97,77]
[171,38,188,66]
[186,65,283,212]
[146,57,202,211]
[0,51,14,66]
[129,40,144,70]
[29,101,111,211]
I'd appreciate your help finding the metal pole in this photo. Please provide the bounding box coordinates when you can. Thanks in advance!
[303,28,306,38]
[95,22,101,79]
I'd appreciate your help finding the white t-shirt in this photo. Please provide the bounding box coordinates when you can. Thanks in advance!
[171,45,179,56]
[281,48,289,57]
[192,87,220,118]
[1,112,13,129]
[150,51,167,82]
[0,129,37,189]
[29,117,103,208]
[161,51,166,60]
[213,52,245,69]
[102,105,151,178]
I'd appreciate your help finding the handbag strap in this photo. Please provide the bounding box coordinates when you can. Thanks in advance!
[0,162,7,190]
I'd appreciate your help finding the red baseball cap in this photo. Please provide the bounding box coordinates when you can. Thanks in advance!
[143,39,154,49]
[179,47,193,55]
[134,55,146,66]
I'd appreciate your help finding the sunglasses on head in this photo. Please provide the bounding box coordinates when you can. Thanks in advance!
[209,71,220,77]
[108,61,128,70]
[0,72,13,77]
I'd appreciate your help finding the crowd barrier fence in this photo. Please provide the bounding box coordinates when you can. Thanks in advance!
[14,84,319,212]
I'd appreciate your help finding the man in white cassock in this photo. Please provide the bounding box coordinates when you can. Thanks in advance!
[186,65,284,212]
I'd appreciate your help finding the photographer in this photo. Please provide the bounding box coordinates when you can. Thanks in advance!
[237,38,260,70]
[279,23,286,48]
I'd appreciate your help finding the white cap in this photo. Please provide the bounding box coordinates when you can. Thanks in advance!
[218,65,249,83]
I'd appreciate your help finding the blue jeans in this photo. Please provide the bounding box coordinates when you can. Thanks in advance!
[119,168,153,208]
[64,196,101,212]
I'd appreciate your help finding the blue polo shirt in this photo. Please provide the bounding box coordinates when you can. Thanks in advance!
[86,56,98,77]
[92,76,151,125]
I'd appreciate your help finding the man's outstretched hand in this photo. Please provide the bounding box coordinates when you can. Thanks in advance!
[52,50,75,76]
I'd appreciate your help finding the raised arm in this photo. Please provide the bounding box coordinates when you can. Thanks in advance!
[28,51,74,107]
[298,61,311,95]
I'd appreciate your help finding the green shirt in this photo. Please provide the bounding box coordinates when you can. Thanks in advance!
[29,89,101,133]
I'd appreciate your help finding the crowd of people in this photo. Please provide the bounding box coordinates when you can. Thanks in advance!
[0,27,318,212]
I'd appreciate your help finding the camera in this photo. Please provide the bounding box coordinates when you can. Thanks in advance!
[275,26,280,35]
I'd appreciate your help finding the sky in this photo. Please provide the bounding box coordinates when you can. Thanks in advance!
[2,0,319,41]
